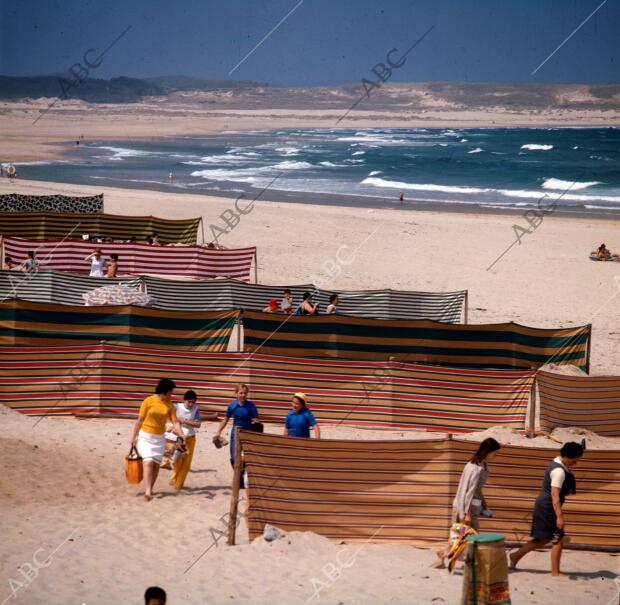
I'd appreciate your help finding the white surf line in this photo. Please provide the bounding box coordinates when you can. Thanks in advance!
[531,0,607,75]
[229,0,304,75]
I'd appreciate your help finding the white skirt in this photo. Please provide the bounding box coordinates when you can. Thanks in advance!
[137,430,166,463]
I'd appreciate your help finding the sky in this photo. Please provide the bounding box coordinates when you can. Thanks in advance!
[1,0,618,86]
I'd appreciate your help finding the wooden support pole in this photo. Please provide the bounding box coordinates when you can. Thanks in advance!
[463,290,468,324]
[200,218,205,246]
[227,426,243,546]
[585,324,592,375]
[528,373,537,438]
[236,316,242,352]
[253,250,258,284]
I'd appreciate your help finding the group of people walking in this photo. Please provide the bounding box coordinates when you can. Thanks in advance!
[438,437,584,576]
[131,380,584,576]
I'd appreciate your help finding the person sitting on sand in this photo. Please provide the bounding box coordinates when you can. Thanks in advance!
[509,441,583,576]
[284,393,320,439]
[144,586,166,605]
[281,288,293,314]
[85,249,105,278]
[129,236,138,244]
[436,438,501,568]
[106,253,119,278]
[129,378,186,501]
[326,294,339,314]
[20,251,39,273]
[296,291,319,315]
[595,243,619,260]
[152,233,161,246]
[170,390,202,490]
[3,256,14,270]
[262,299,279,313]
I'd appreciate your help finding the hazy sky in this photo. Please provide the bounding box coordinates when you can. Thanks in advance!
[1,0,618,85]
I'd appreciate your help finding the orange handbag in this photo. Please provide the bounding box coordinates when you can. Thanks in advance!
[124,445,143,484]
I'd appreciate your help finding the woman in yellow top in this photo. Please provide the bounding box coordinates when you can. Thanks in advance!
[130,378,185,501]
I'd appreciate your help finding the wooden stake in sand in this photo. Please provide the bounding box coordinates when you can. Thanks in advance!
[227,426,243,546]
[528,374,538,438]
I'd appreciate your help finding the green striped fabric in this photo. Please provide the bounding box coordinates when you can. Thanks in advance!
[242,311,591,371]
[0,211,201,244]
[0,299,238,350]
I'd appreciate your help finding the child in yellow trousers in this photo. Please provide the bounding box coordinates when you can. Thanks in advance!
[171,390,201,490]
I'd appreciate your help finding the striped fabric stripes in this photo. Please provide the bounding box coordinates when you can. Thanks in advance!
[2,238,256,281]
[239,430,620,548]
[537,371,620,436]
[242,311,592,371]
[0,344,533,431]
[0,270,143,305]
[0,212,201,244]
[0,299,238,350]
[0,270,466,322]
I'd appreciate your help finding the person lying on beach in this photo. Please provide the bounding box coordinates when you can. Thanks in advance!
[106,254,118,278]
[296,291,320,315]
[509,441,583,576]
[284,393,320,439]
[436,437,501,569]
[85,249,106,277]
[263,299,279,313]
[3,256,14,270]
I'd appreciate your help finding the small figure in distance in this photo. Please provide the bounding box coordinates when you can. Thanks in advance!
[144,586,166,605]
[595,243,619,260]
[129,236,138,244]
[152,233,161,246]
[168,171,174,183]
[145,236,154,246]
[281,288,293,314]
[263,299,279,313]
[326,294,339,314]
[3,256,14,270]
[106,253,119,278]
[296,291,319,315]
[399,191,404,206]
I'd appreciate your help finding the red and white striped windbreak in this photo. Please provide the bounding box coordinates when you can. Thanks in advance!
[2,237,256,281]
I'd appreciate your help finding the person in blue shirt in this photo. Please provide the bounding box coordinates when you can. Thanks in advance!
[215,384,260,465]
[284,393,320,439]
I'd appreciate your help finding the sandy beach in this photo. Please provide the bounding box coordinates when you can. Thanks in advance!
[1,172,620,604]
[2,405,619,605]
[2,94,620,604]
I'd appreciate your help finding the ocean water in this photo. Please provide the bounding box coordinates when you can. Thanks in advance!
[11,127,620,215]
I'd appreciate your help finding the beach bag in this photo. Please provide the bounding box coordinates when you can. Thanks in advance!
[250,421,264,433]
[124,445,143,484]
[448,522,478,572]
